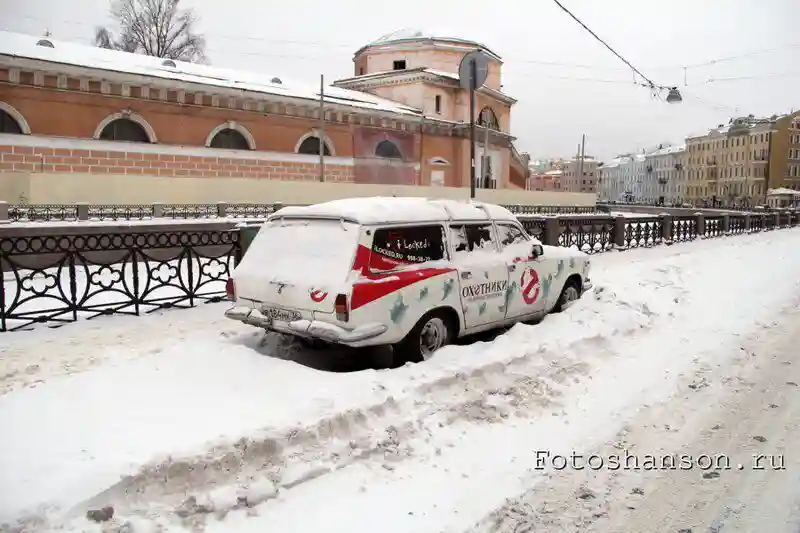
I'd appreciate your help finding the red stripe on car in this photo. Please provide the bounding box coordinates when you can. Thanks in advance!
[351,267,454,311]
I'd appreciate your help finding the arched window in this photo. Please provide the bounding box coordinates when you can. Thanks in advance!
[477,107,500,131]
[375,139,402,159]
[98,118,151,143]
[297,136,331,156]
[209,128,251,150]
[0,109,23,134]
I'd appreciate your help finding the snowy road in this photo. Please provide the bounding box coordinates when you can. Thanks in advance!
[2,228,800,533]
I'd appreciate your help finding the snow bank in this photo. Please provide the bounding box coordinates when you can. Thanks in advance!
[2,229,800,532]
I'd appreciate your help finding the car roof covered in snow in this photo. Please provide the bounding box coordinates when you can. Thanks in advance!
[270,197,519,225]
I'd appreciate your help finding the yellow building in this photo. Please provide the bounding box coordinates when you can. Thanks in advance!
[685,115,775,207]
[767,110,800,190]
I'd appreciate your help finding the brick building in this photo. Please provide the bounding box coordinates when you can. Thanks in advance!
[0,28,532,203]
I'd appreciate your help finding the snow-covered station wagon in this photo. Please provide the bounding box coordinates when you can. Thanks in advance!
[225,197,593,362]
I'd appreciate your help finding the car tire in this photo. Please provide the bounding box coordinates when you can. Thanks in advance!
[393,310,454,365]
[553,279,582,313]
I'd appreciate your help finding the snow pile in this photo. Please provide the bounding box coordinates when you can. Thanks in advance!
[1,229,800,533]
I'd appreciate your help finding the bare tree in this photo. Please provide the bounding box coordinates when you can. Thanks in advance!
[95,0,206,63]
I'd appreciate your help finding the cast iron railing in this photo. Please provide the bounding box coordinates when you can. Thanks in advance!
[1,211,796,331]
[1,228,240,332]
[4,202,597,223]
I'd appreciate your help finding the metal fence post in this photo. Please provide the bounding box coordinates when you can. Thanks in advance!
[721,214,730,234]
[76,202,89,221]
[744,214,751,232]
[613,215,626,249]
[217,201,228,218]
[695,213,705,238]
[0,201,8,224]
[661,214,673,243]
[152,202,164,218]
[760,214,766,231]
[543,217,561,247]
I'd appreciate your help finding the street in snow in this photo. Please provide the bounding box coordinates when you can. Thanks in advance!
[1,228,799,533]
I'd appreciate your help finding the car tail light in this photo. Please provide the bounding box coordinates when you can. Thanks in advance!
[335,293,349,322]
[226,278,235,301]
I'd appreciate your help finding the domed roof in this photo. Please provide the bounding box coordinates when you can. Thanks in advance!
[369,28,472,45]
[361,27,499,58]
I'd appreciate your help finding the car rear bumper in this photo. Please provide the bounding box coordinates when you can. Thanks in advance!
[225,306,387,344]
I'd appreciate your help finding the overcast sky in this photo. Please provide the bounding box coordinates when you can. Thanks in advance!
[1,0,798,161]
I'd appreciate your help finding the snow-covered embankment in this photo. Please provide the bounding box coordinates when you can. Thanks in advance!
[2,228,800,533]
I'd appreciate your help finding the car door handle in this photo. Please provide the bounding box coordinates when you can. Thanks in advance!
[461,271,472,280]
[508,264,517,272]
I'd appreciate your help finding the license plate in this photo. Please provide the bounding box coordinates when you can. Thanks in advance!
[261,307,301,323]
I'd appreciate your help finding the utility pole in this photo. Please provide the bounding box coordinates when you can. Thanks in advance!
[418,114,425,186]
[483,110,491,189]
[578,134,586,191]
[469,59,477,199]
[318,74,325,182]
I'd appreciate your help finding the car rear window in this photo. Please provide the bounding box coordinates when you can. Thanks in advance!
[235,218,360,287]
[369,225,446,272]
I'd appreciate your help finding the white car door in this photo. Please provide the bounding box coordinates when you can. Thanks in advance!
[497,222,557,320]
[448,222,509,330]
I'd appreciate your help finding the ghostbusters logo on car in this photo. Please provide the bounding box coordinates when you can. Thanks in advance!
[310,289,328,302]
[520,267,541,304]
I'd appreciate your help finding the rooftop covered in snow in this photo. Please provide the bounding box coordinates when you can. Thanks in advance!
[0,30,423,119]
[767,188,800,196]
[355,28,501,60]
[647,144,686,157]
[270,197,518,225]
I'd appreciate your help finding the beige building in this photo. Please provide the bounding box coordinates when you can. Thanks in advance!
[768,110,800,190]
[334,28,520,190]
[684,115,772,207]
[561,156,598,193]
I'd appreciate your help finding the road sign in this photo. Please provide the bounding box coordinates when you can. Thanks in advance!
[458,50,490,90]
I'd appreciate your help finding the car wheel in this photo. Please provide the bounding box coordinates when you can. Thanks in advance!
[393,311,453,364]
[553,280,581,313]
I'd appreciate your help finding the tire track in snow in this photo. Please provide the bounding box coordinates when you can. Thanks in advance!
[9,229,800,533]
[468,297,800,533]
[44,283,678,532]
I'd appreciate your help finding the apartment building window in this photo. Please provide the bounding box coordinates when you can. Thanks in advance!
[435,95,442,114]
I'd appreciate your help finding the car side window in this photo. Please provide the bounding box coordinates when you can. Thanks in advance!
[369,225,446,272]
[496,223,530,248]
[449,223,497,258]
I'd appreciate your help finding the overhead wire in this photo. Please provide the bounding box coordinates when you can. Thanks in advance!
[550,0,670,91]
[4,12,799,87]
[7,13,797,74]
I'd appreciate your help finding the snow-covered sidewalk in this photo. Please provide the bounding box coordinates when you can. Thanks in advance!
[2,228,800,532]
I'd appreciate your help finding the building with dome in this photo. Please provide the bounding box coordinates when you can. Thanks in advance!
[334,28,522,190]
[0,28,546,205]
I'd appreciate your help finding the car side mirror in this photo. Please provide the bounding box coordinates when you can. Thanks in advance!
[531,244,544,259]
